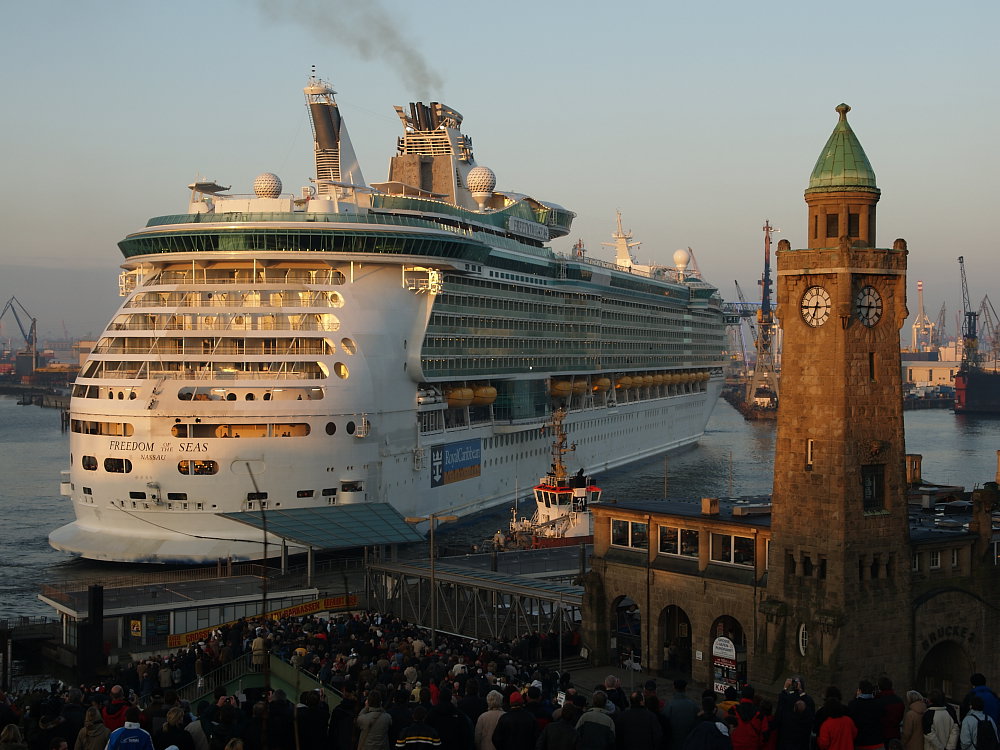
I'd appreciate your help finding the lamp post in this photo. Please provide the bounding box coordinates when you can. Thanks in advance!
[405,513,457,648]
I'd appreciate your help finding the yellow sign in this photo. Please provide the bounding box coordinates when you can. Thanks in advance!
[130,619,142,637]
[166,595,358,648]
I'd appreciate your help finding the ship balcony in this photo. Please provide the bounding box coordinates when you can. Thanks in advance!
[107,319,340,332]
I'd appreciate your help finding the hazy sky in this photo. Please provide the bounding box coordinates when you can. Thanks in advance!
[0,0,996,343]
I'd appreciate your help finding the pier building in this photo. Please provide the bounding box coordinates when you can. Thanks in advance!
[582,104,1000,697]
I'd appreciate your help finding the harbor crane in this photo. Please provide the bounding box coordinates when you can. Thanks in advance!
[977,295,1000,365]
[910,280,935,351]
[959,256,978,367]
[931,302,948,349]
[0,296,37,372]
[744,221,780,412]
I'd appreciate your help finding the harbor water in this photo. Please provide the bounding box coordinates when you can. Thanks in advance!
[2,395,1000,618]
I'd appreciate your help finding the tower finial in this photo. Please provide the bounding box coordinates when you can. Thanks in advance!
[836,103,851,119]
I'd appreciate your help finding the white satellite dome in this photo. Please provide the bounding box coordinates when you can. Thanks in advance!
[253,172,283,198]
[467,166,497,194]
[673,248,690,274]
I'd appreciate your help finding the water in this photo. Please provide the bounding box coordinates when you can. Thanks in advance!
[2,396,1000,618]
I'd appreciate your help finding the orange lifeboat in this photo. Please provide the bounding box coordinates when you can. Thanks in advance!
[643,375,655,387]
[616,376,632,390]
[445,387,474,407]
[572,380,589,395]
[652,374,665,385]
[471,385,497,406]
[550,380,572,398]
[592,377,611,392]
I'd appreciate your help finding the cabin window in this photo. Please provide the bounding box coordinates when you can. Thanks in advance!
[82,456,98,471]
[104,458,132,474]
[178,460,219,476]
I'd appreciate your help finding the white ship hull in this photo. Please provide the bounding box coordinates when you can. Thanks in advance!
[50,78,727,564]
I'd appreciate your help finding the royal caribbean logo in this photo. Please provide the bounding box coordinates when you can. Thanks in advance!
[430,438,482,487]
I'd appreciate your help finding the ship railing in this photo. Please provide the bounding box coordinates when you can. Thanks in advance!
[124,297,342,309]
[95,343,330,355]
[109,321,340,332]
[151,270,347,286]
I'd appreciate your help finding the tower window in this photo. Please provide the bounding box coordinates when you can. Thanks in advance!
[869,352,876,381]
[848,213,860,237]
[861,464,885,512]
[813,215,818,240]
[826,214,839,238]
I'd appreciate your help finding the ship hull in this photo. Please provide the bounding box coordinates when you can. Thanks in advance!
[954,367,1000,414]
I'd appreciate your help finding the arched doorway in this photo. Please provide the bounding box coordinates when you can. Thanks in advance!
[660,604,692,678]
[710,615,747,694]
[917,640,974,700]
[612,596,641,670]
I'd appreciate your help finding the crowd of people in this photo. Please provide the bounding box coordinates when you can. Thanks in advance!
[0,609,996,750]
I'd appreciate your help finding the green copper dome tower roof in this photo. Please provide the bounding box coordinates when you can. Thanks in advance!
[806,103,879,195]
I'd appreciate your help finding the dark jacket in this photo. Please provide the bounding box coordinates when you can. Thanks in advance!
[617,707,662,750]
[396,720,443,750]
[494,707,541,750]
[774,691,815,750]
[428,703,474,750]
[577,709,616,750]
[665,694,701,750]
[682,722,731,750]
[847,696,883,748]
[536,719,578,750]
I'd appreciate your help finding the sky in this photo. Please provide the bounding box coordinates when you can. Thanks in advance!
[0,0,997,344]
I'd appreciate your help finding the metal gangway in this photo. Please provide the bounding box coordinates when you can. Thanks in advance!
[366,555,583,643]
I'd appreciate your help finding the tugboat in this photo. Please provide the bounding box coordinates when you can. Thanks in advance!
[499,407,601,549]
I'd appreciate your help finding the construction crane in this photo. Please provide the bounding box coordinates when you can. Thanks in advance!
[958,256,978,368]
[910,280,935,351]
[0,296,38,372]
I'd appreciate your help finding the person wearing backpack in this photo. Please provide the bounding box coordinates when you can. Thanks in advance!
[959,696,998,750]
[923,690,959,750]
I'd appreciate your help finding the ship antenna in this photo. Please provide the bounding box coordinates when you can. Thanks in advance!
[549,407,576,482]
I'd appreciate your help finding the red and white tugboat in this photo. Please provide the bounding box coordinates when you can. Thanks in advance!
[502,407,602,549]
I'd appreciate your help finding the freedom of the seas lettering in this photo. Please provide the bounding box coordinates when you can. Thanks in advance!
[430,438,482,487]
[108,440,209,460]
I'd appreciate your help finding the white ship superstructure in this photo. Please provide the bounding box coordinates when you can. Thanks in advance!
[50,77,726,563]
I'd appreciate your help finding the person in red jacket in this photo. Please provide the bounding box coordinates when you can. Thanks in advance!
[731,686,764,750]
[818,698,857,750]
[101,685,132,731]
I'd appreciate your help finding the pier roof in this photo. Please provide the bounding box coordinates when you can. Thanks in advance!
[807,103,879,193]
[222,503,424,550]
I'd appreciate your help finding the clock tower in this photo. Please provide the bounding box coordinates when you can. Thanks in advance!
[759,104,912,687]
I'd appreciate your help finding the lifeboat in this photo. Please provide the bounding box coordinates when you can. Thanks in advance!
[592,377,611,392]
[616,376,632,390]
[572,380,589,395]
[643,375,655,387]
[652,374,665,385]
[471,385,497,406]
[628,377,641,389]
[445,387,474,407]
[550,380,572,398]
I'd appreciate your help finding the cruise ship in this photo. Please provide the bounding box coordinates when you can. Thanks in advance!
[49,77,726,563]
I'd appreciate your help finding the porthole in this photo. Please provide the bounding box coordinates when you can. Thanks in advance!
[341,338,357,355]
[334,362,349,379]
[346,421,356,435]
[325,422,337,436]
[82,455,98,471]
[245,393,255,401]
[226,393,237,401]
[329,292,345,308]
[129,392,136,400]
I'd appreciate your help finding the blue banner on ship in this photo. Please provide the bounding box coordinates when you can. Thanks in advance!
[431,439,482,487]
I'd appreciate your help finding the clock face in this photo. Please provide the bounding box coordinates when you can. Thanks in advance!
[800,286,832,327]
[855,285,883,327]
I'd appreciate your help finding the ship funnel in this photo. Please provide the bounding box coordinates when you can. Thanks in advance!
[303,75,366,195]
